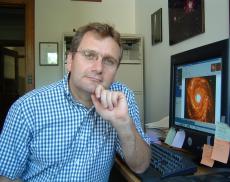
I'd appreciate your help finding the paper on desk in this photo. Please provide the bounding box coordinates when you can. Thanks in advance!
[200,144,214,167]
[171,130,185,148]
[211,138,230,164]
[165,127,176,145]
[145,116,169,128]
[145,128,161,143]
[215,122,230,142]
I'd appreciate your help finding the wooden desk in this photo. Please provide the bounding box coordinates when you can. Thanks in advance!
[115,156,141,182]
[115,156,230,182]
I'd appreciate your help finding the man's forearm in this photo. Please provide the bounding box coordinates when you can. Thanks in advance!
[116,118,151,174]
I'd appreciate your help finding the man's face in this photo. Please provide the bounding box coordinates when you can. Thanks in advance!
[67,31,121,97]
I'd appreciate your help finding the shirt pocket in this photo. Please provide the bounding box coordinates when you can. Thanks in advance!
[30,127,76,165]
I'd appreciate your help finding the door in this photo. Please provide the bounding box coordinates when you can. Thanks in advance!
[0,0,35,91]
[0,47,20,130]
[0,0,35,131]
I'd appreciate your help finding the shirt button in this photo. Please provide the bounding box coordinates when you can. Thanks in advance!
[75,159,80,165]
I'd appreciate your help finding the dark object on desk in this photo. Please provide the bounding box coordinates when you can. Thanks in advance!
[109,164,127,182]
[161,171,230,182]
[139,143,197,180]
[138,170,230,182]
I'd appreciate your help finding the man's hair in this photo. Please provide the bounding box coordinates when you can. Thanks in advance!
[69,22,123,62]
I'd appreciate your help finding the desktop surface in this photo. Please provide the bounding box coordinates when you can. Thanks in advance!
[138,142,230,181]
[115,143,230,182]
[161,171,230,182]
[138,166,230,182]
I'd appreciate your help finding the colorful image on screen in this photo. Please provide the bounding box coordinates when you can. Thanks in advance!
[184,76,216,123]
[174,58,222,134]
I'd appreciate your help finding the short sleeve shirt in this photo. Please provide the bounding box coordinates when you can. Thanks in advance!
[0,75,150,182]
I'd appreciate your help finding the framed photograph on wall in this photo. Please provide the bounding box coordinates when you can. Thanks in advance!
[71,0,102,2]
[168,0,205,45]
[39,42,58,66]
[151,8,162,45]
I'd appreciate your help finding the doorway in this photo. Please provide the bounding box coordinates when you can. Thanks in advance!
[0,0,35,131]
[0,47,20,129]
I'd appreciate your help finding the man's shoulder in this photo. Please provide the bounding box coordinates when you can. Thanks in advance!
[110,81,134,96]
[110,81,130,91]
[16,80,63,105]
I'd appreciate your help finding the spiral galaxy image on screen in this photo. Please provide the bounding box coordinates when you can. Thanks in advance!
[185,76,215,123]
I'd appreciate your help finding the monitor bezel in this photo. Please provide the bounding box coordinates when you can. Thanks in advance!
[169,39,230,157]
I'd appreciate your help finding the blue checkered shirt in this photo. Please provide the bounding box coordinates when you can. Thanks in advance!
[0,75,150,182]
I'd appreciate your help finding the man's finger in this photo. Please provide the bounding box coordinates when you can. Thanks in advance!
[95,85,104,99]
[100,90,108,109]
[111,92,118,107]
[106,91,114,110]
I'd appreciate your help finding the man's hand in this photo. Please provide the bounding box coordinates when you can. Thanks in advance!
[91,85,130,128]
[91,84,151,173]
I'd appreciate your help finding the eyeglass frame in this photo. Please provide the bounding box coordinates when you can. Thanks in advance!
[72,49,121,69]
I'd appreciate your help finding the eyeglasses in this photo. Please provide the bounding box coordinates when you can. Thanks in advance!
[75,49,119,69]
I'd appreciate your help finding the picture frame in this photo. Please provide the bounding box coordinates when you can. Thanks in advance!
[39,42,58,66]
[151,8,162,45]
[168,0,205,45]
[71,0,101,2]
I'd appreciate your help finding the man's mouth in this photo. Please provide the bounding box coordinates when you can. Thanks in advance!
[87,76,102,83]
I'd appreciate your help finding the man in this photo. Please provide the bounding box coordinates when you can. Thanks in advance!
[0,22,151,182]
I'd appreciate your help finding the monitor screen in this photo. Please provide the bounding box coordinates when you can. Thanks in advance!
[174,57,222,134]
[170,39,230,158]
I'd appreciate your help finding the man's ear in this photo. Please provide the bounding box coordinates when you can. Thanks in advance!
[66,53,73,72]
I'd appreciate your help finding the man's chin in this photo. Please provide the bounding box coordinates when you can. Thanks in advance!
[84,81,108,93]
[86,85,98,94]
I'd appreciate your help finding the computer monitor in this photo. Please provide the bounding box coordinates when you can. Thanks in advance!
[169,39,230,160]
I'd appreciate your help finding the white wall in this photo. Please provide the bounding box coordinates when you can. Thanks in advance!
[35,0,135,88]
[35,0,229,124]
[135,0,229,123]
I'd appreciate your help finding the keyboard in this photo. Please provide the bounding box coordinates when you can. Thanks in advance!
[149,143,197,179]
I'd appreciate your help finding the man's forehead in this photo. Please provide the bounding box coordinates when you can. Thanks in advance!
[80,31,121,54]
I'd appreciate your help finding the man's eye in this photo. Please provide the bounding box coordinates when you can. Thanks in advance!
[84,51,96,60]
[103,58,116,66]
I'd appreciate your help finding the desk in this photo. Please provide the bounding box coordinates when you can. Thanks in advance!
[115,156,230,182]
[115,156,141,182]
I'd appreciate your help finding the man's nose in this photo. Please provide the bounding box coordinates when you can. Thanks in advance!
[92,57,103,72]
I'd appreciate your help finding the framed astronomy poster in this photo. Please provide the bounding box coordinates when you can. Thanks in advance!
[168,0,205,45]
